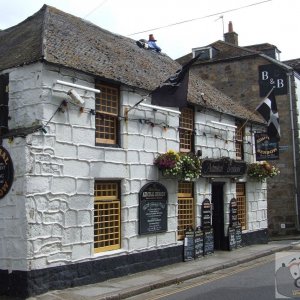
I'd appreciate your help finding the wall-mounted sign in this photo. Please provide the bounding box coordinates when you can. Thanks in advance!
[139,182,168,235]
[259,64,287,96]
[201,158,247,177]
[0,146,14,199]
[255,133,279,161]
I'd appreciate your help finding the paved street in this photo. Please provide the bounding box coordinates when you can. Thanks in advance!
[126,253,292,300]
[0,240,297,300]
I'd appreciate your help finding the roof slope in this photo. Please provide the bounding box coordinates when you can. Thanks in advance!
[0,5,262,123]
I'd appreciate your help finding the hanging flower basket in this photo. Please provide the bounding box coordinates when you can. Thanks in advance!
[247,161,280,182]
[154,150,201,181]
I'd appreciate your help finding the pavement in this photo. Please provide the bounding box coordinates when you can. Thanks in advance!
[20,238,300,300]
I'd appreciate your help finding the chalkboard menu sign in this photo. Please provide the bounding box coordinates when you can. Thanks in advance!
[139,182,168,235]
[203,229,214,255]
[183,228,195,261]
[194,227,204,259]
[0,146,14,199]
[201,199,212,231]
[228,227,237,250]
[229,198,239,227]
[235,225,242,248]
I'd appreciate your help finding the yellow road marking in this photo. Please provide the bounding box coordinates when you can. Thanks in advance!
[146,255,274,300]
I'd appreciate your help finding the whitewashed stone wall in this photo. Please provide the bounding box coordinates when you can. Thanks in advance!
[0,62,267,272]
[194,110,267,235]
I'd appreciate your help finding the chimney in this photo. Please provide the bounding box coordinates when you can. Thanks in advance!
[224,21,238,46]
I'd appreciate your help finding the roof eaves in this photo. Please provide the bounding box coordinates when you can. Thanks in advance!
[259,54,293,72]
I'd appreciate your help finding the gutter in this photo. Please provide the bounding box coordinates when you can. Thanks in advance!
[288,72,299,230]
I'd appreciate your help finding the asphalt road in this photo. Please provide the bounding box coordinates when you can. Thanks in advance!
[127,253,299,300]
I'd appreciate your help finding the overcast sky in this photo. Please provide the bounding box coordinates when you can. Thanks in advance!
[0,0,299,61]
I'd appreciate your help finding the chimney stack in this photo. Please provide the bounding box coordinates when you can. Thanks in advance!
[224,21,238,46]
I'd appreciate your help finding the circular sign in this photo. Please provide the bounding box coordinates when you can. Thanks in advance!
[0,146,14,199]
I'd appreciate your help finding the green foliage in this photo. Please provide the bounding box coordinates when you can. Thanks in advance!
[154,150,201,180]
[247,161,280,182]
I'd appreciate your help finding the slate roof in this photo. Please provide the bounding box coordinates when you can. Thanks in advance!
[244,43,281,53]
[176,40,260,66]
[284,58,300,74]
[0,5,263,123]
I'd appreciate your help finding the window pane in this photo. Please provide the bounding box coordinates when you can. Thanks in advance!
[94,181,121,252]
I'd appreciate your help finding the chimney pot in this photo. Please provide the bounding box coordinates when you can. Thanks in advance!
[224,21,238,46]
[228,21,233,33]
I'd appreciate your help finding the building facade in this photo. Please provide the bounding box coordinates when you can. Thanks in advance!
[177,22,300,237]
[0,7,268,297]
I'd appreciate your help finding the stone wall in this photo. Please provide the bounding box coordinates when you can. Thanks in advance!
[0,62,268,276]
[192,56,298,235]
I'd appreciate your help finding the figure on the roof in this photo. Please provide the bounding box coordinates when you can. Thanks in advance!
[148,34,161,53]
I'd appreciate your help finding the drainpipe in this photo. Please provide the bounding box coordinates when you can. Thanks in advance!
[288,72,299,230]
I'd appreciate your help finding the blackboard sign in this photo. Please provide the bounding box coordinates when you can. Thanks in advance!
[194,227,204,259]
[139,182,168,235]
[201,199,212,231]
[184,228,195,261]
[229,198,239,227]
[0,146,14,199]
[228,227,237,250]
[203,229,214,255]
[235,225,242,248]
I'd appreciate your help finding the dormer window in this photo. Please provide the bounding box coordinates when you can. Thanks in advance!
[192,46,217,60]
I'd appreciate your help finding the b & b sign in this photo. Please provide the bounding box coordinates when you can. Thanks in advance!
[259,64,287,97]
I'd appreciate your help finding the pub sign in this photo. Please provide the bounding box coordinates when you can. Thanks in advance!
[139,182,168,235]
[259,64,287,97]
[201,158,247,177]
[0,146,14,199]
[255,133,279,161]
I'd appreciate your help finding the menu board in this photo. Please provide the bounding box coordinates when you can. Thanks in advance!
[139,182,168,235]
[228,227,237,250]
[203,229,214,255]
[229,198,239,227]
[194,227,204,259]
[201,199,212,231]
[0,146,14,199]
[235,225,242,248]
[183,229,195,261]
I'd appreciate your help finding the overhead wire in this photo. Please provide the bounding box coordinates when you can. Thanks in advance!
[127,0,272,36]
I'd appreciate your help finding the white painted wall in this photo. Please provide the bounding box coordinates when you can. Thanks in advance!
[0,62,267,272]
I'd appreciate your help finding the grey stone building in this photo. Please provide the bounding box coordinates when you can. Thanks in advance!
[177,22,300,237]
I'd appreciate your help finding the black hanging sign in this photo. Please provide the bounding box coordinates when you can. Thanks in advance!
[258,64,287,96]
[194,227,204,259]
[255,133,279,161]
[201,199,212,231]
[183,227,195,261]
[0,146,14,199]
[229,198,239,228]
[139,182,168,235]
[201,158,247,177]
[203,229,214,255]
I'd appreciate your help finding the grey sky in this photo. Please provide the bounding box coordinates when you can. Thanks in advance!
[0,0,298,60]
